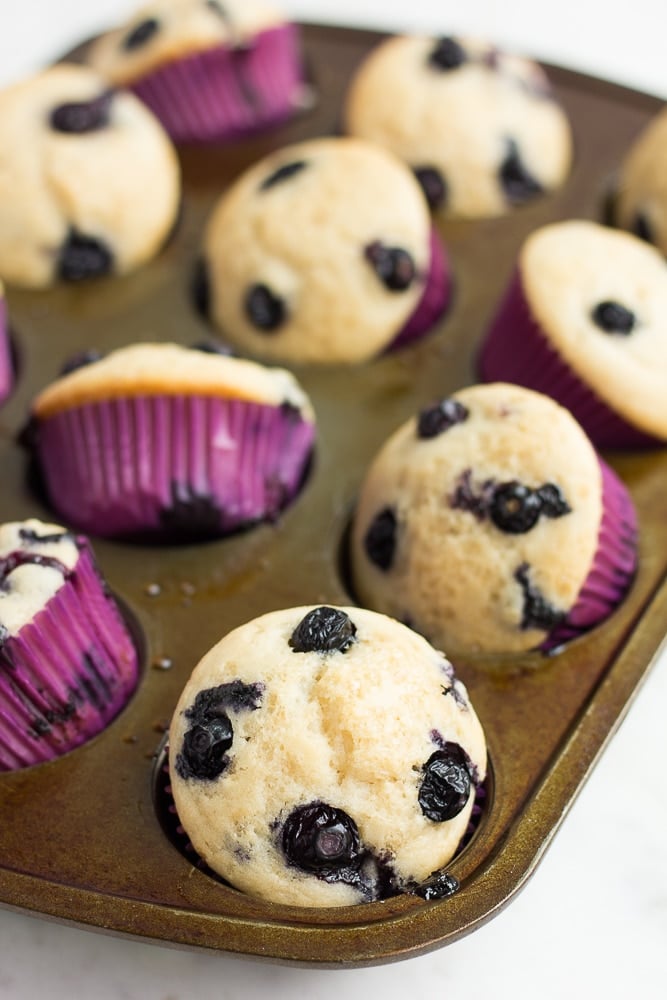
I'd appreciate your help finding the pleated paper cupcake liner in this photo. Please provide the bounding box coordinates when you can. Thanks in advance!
[541,458,638,652]
[389,228,452,350]
[0,298,13,405]
[0,542,139,771]
[130,23,306,143]
[36,394,315,540]
[478,270,661,449]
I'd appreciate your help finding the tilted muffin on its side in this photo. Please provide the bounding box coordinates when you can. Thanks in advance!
[0,64,180,289]
[27,343,315,541]
[615,104,667,257]
[349,383,637,655]
[0,518,139,771]
[478,220,667,447]
[344,34,573,219]
[86,0,309,143]
[198,137,451,364]
[168,605,487,907]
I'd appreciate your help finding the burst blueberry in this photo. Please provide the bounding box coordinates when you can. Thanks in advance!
[419,744,472,822]
[289,607,357,654]
[282,802,361,874]
[417,399,469,439]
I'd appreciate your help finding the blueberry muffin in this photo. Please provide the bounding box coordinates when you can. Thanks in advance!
[0,63,180,289]
[616,105,667,257]
[198,136,451,364]
[0,518,139,771]
[27,342,315,541]
[168,604,487,907]
[87,0,309,143]
[478,220,667,447]
[350,383,637,655]
[344,34,573,218]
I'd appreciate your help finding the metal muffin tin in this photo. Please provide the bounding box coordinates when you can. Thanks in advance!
[0,23,665,967]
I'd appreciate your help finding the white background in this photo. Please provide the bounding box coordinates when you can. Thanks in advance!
[0,2,666,998]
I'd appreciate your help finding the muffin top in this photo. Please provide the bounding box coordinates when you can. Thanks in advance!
[88,0,286,84]
[520,220,667,439]
[201,136,433,364]
[350,383,604,655]
[32,342,314,420]
[168,604,486,907]
[0,64,180,289]
[616,105,667,257]
[0,519,79,639]
[344,34,573,218]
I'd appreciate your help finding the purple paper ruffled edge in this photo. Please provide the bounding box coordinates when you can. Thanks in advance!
[0,298,13,406]
[541,458,638,652]
[477,269,662,449]
[36,394,315,539]
[129,23,306,143]
[0,542,139,771]
[388,228,452,351]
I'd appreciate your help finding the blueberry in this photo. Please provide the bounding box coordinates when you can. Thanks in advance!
[244,283,286,331]
[419,744,472,822]
[490,481,542,533]
[192,258,211,321]
[591,300,636,335]
[450,469,496,521]
[498,139,543,204]
[417,399,468,439]
[364,242,416,292]
[50,91,113,134]
[414,870,460,900]
[260,160,308,191]
[281,802,361,874]
[515,562,564,632]
[59,349,104,376]
[179,716,233,780]
[364,506,397,571]
[175,681,263,781]
[289,607,357,654]
[122,17,160,51]
[413,166,448,211]
[57,230,113,282]
[428,37,467,71]
[535,483,572,519]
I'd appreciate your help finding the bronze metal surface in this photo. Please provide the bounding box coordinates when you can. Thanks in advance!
[0,23,665,968]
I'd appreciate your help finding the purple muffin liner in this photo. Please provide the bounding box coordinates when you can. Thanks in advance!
[389,228,452,351]
[129,23,306,143]
[541,458,638,652]
[0,298,13,405]
[0,542,139,771]
[36,394,315,539]
[478,270,662,449]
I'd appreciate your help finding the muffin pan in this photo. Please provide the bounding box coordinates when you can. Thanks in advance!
[0,23,665,967]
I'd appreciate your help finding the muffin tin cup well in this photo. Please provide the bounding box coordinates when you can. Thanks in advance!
[0,23,666,967]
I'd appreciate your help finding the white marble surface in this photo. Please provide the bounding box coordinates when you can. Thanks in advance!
[0,2,666,997]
